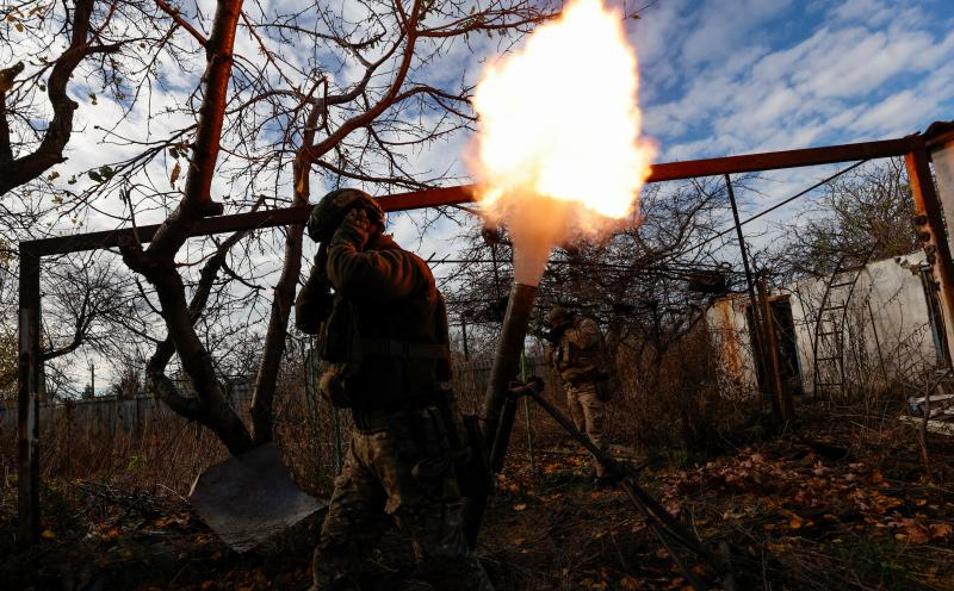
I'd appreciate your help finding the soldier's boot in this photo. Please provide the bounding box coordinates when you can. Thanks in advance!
[420,556,494,591]
[312,539,367,591]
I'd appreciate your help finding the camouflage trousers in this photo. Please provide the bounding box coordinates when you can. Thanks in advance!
[566,382,609,478]
[312,406,493,591]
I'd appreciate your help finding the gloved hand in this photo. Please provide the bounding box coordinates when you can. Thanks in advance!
[331,207,374,249]
[319,363,352,408]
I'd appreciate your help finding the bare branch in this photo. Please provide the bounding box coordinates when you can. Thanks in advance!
[154,0,208,46]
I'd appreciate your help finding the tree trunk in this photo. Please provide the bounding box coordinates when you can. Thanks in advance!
[147,261,254,454]
[250,223,304,445]
[250,111,319,445]
[122,0,250,454]
[0,0,121,195]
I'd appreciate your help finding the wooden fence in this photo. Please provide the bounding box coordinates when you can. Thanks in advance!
[0,385,253,437]
[0,360,556,437]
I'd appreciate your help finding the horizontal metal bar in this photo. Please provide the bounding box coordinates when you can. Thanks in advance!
[646,135,920,183]
[24,186,474,256]
[21,135,924,257]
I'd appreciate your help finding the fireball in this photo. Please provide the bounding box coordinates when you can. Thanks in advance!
[470,0,655,285]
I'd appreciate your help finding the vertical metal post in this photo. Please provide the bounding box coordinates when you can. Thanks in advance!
[758,280,793,421]
[519,349,536,477]
[725,176,771,407]
[866,300,890,385]
[906,149,954,368]
[17,248,41,547]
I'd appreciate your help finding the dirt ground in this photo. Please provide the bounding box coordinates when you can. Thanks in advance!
[2,404,953,591]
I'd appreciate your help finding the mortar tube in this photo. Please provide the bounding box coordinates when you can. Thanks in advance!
[464,282,538,548]
[479,282,539,468]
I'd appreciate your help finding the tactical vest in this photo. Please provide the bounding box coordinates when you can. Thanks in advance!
[320,286,451,410]
[555,317,607,385]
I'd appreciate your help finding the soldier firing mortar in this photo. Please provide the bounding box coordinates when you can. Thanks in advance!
[296,188,493,591]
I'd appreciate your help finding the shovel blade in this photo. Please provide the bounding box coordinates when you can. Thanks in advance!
[189,443,326,553]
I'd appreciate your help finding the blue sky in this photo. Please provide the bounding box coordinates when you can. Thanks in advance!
[53,0,954,235]
[374,0,954,281]
[628,0,954,160]
[33,0,952,266]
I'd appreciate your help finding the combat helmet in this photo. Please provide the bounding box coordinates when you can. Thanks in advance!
[546,305,574,328]
[307,188,385,242]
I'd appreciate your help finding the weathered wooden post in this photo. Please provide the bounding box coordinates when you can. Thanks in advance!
[17,246,41,547]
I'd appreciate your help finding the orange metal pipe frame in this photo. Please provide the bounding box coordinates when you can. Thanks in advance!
[21,133,925,257]
[16,125,953,546]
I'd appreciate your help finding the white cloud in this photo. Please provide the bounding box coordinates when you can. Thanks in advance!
[640,0,954,161]
[832,0,895,26]
[680,0,791,66]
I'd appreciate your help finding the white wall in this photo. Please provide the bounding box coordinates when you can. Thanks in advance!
[788,253,939,395]
[704,293,759,398]
[706,252,942,397]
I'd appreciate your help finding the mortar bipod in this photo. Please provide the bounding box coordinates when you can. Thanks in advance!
[501,379,736,591]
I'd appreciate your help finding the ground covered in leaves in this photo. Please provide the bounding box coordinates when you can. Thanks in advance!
[2,406,953,590]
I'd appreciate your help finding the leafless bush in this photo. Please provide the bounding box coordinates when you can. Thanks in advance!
[1,345,346,497]
[614,324,755,453]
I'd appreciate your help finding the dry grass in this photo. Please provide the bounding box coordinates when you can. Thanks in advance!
[3,333,952,590]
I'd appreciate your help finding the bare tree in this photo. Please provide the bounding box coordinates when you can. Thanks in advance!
[0,1,207,397]
[0,0,185,205]
[0,0,125,194]
[0,238,14,399]
[115,0,557,454]
[773,159,918,280]
[445,179,734,367]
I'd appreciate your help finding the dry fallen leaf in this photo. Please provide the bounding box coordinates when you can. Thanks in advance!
[907,527,930,544]
[513,503,527,512]
[930,523,953,539]
[619,575,642,590]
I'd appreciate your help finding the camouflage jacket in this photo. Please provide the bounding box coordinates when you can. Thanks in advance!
[551,317,606,385]
[295,228,450,410]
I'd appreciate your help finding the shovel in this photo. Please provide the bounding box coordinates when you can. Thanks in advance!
[188,443,326,553]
